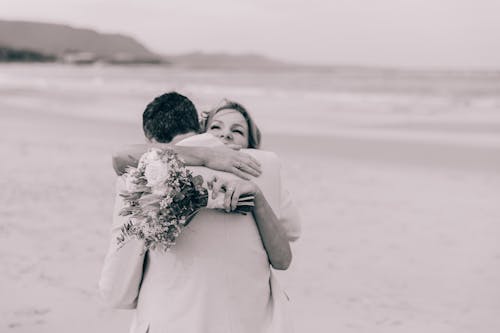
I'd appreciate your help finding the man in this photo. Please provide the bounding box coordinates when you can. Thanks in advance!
[112,92,261,180]
[99,92,300,333]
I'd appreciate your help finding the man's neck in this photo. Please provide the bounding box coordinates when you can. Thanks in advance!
[170,132,197,144]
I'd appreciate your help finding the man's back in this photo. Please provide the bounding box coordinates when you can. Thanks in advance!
[100,134,300,333]
[132,137,285,333]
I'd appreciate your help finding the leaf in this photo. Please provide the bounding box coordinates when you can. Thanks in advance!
[192,175,204,187]
[173,192,185,202]
[138,193,163,206]
[235,205,254,213]
[237,195,255,202]
[237,202,255,207]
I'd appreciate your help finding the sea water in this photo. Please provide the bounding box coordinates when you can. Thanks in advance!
[1,63,500,146]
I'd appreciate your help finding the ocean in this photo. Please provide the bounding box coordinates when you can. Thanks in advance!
[1,63,500,146]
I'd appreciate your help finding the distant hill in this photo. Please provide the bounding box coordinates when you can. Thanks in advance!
[0,20,160,62]
[0,19,300,69]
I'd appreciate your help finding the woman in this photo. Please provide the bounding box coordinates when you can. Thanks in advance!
[102,99,300,333]
[200,100,295,270]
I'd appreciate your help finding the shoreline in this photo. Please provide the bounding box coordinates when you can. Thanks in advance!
[3,105,498,174]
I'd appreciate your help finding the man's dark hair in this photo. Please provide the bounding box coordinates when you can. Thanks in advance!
[142,92,200,143]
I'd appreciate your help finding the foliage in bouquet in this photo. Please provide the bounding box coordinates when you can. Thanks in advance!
[117,148,208,252]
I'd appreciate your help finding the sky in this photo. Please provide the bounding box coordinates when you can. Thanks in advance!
[2,0,500,69]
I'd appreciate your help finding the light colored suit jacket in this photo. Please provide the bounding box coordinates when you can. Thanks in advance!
[99,134,300,333]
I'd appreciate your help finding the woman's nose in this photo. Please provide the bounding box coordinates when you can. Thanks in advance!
[220,131,233,140]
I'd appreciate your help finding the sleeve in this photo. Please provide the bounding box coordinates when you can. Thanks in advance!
[246,149,301,242]
[98,177,146,309]
[279,166,301,242]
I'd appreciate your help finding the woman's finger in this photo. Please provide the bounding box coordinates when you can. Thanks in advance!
[232,167,251,181]
[246,158,262,175]
[239,153,261,171]
[237,155,261,176]
[247,155,261,167]
[207,175,217,190]
[227,144,242,151]
[211,178,224,199]
[237,162,260,178]
[224,184,235,212]
[231,186,242,211]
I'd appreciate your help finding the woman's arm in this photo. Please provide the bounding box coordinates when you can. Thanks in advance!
[112,144,261,180]
[210,178,292,270]
[252,187,293,270]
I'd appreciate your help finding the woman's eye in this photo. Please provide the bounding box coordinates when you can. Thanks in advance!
[233,129,243,135]
[210,125,221,130]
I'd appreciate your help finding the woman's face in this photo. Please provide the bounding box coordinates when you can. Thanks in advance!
[207,109,249,148]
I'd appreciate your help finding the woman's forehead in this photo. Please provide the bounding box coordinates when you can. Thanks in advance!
[212,109,247,127]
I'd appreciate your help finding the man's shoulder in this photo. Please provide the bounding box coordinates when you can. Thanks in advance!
[242,149,279,162]
[176,133,221,147]
[242,149,281,173]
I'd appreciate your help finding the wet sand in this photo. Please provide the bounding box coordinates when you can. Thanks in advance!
[1,106,500,333]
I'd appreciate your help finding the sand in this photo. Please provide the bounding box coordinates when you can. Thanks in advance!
[1,105,500,333]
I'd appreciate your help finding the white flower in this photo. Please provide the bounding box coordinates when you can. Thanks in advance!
[138,148,162,169]
[160,196,173,209]
[153,183,171,196]
[124,174,140,192]
[144,159,169,188]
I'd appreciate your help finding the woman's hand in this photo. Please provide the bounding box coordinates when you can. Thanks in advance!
[207,176,259,213]
[202,146,262,180]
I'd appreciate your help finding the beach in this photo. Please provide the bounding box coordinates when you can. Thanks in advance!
[1,64,500,333]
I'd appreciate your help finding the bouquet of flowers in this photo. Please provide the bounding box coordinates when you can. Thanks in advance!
[117,148,254,252]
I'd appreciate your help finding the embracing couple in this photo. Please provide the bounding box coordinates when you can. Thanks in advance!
[99,92,301,333]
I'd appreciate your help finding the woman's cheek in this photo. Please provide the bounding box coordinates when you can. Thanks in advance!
[237,136,249,148]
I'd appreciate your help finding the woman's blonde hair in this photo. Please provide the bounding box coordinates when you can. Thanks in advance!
[200,99,262,149]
